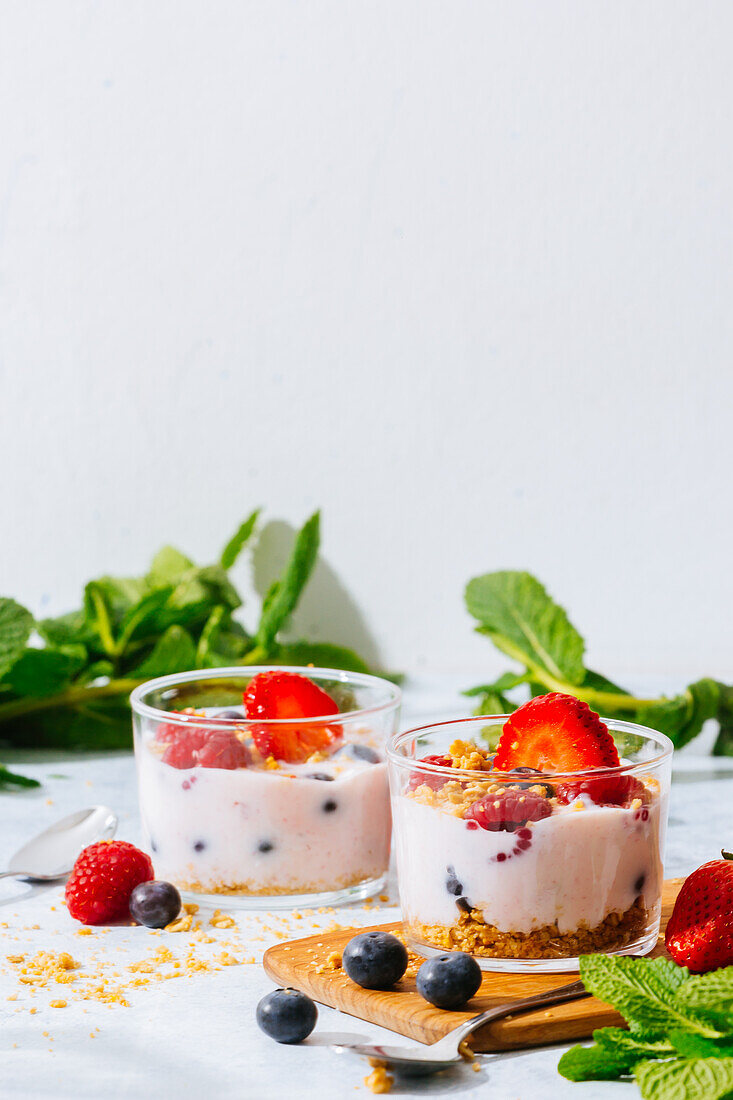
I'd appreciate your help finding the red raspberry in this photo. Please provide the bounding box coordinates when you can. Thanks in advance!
[156,708,200,742]
[465,788,552,831]
[556,775,648,807]
[196,730,250,769]
[65,841,154,925]
[407,754,453,792]
[161,729,210,769]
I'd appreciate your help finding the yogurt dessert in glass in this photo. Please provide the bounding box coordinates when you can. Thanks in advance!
[131,666,400,908]
[388,693,672,972]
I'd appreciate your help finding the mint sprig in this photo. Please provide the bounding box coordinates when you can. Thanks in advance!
[464,569,732,754]
[558,955,733,1098]
[0,510,375,784]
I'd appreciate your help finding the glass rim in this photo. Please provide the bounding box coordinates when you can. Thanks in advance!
[386,714,674,781]
[129,665,402,728]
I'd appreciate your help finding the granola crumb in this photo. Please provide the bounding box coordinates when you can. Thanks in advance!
[364,1061,393,1094]
[49,1000,67,1008]
[209,910,236,930]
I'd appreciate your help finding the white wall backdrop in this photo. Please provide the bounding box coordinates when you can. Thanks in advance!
[1,2,731,682]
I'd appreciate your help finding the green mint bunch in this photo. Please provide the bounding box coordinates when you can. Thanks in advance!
[0,510,370,765]
[559,955,733,1099]
[464,570,733,755]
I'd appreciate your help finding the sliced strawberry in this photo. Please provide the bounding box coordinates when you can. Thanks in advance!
[407,754,453,792]
[196,730,250,770]
[493,693,619,774]
[244,671,341,764]
[556,774,647,807]
[465,788,552,831]
[665,852,733,973]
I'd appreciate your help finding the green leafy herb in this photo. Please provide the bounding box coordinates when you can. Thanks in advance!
[0,764,40,790]
[464,569,733,754]
[558,955,733,1098]
[0,510,374,782]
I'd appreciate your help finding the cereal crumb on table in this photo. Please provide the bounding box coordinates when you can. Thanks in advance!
[209,910,236,929]
[364,1062,393,1094]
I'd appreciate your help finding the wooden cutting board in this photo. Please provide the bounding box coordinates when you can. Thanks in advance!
[263,878,683,1052]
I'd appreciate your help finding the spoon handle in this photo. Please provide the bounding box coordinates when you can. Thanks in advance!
[445,978,590,1049]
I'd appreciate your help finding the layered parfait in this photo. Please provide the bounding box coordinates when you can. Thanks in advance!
[389,693,671,971]
[131,667,400,907]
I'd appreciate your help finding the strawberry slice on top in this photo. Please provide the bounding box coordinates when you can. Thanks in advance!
[243,671,341,763]
[493,692,620,774]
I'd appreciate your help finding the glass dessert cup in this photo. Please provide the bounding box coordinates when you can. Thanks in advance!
[388,716,672,973]
[131,667,401,909]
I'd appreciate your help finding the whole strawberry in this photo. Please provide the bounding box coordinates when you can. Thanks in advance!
[65,840,154,925]
[665,850,733,973]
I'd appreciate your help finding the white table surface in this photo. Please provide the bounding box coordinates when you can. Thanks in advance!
[1,676,731,1100]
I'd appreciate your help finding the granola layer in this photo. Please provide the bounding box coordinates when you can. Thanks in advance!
[409,896,649,959]
[174,868,384,896]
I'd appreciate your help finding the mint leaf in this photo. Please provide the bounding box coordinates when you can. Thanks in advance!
[75,660,115,686]
[674,968,733,1030]
[557,1043,632,1081]
[37,609,94,649]
[641,679,721,750]
[635,1056,733,1100]
[579,956,720,1038]
[7,645,87,697]
[274,641,371,675]
[669,1031,733,1059]
[146,546,195,586]
[220,509,260,570]
[115,587,175,652]
[255,512,320,652]
[0,764,41,790]
[132,626,197,677]
[83,581,118,656]
[559,1029,673,1081]
[0,598,34,679]
[463,671,529,697]
[465,571,585,684]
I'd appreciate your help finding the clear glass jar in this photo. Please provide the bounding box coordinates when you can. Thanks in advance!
[131,667,401,909]
[388,716,672,972]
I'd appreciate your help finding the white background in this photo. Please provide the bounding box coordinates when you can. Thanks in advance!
[1,2,731,683]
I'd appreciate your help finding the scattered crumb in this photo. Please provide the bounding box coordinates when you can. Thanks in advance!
[49,1000,67,1009]
[364,1061,393,1094]
[209,910,236,930]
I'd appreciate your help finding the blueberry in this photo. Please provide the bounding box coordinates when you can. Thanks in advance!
[343,931,408,990]
[193,840,206,852]
[256,987,317,1044]
[129,881,181,929]
[445,866,463,896]
[456,897,472,914]
[322,799,338,813]
[258,840,275,853]
[150,838,158,853]
[416,953,482,1009]
[308,772,335,782]
[217,709,244,720]
[335,743,380,764]
[634,873,646,893]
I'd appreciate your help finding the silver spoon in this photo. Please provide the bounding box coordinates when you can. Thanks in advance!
[0,806,118,882]
[331,978,590,1076]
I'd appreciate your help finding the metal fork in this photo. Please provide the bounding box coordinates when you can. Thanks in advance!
[330,978,590,1076]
